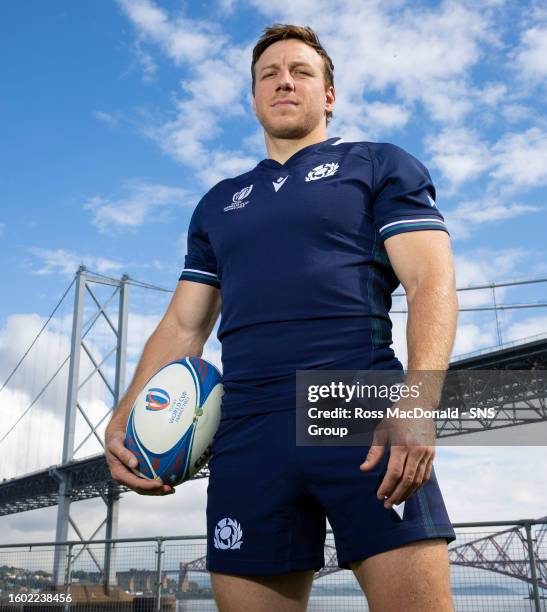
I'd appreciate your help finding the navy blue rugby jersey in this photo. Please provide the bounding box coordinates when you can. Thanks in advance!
[179,137,449,416]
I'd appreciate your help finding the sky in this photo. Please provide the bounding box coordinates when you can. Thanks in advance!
[0,0,546,547]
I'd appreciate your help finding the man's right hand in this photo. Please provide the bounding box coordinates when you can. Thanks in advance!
[105,419,175,496]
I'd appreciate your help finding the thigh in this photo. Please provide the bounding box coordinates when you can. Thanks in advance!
[350,539,453,612]
[210,570,315,612]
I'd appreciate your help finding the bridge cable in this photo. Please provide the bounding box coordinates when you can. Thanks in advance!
[0,276,76,397]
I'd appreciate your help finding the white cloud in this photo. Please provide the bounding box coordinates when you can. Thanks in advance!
[501,103,533,123]
[131,39,158,83]
[427,125,547,208]
[490,127,547,191]
[117,0,223,64]
[217,0,236,13]
[83,180,193,233]
[505,314,547,343]
[453,249,528,300]
[142,42,258,186]
[364,101,410,132]
[426,127,492,189]
[436,445,547,522]
[28,247,124,278]
[94,111,118,126]
[281,0,493,125]
[120,0,501,183]
[444,199,540,240]
[452,321,497,356]
[513,24,547,85]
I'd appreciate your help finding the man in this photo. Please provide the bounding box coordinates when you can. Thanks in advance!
[106,23,458,611]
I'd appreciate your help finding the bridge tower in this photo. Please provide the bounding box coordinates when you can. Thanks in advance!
[52,265,130,590]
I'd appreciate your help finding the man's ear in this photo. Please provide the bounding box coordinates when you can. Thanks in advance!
[251,92,256,115]
[325,85,335,113]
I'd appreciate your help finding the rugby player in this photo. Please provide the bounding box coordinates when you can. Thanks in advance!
[106,23,458,612]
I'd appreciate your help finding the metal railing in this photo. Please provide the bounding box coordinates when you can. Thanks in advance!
[0,518,545,611]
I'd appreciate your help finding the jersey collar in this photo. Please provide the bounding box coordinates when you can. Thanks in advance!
[257,136,343,171]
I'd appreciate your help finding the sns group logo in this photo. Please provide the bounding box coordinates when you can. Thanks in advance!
[214,517,244,550]
[145,388,171,412]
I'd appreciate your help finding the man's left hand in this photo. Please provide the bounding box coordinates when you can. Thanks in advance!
[360,413,436,509]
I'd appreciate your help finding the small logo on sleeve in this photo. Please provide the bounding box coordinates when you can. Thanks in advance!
[427,194,437,208]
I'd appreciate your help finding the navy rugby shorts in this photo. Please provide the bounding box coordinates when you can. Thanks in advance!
[206,408,455,575]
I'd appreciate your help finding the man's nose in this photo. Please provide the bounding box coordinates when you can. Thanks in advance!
[276,69,295,91]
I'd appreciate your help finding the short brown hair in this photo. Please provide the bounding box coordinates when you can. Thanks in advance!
[251,24,335,125]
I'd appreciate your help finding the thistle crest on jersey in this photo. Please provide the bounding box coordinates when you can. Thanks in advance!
[214,517,244,550]
[305,162,339,182]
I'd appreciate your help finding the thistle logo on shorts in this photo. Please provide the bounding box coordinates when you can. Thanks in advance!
[224,185,253,212]
[305,162,339,182]
[213,517,244,550]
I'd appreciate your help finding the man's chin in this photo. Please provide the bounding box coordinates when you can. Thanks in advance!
[264,122,311,140]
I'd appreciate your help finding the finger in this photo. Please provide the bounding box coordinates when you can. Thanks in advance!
[360,428,388,471]
[360,444,385,471]
[424,456,434,482]
[123,476,175,496]
[387,447,433,506]
[377,447,406,501]
[383,449,422,508]
[135,486,176,496]
[399,453,429,502]
[107,431,139,469]
[110,458,172,493]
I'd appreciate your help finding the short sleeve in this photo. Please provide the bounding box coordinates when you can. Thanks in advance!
[179,200,220,289]
[370,143,449,242]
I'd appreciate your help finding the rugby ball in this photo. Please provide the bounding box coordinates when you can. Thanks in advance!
[124,356,223,486]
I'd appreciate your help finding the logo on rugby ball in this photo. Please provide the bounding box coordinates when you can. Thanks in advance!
[213,517,243,550]
[145,388,171,411]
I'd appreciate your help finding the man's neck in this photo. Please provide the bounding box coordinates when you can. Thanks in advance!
[264,127,330,165]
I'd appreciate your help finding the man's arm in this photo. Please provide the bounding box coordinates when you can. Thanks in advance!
[361,230,458,507]
[387,230,458,371]
[104,280,221,496]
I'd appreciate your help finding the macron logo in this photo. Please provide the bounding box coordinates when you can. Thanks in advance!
[392,501,405,520]
[272,176,288,192]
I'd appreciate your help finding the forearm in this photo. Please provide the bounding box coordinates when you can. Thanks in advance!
[406,274,458,370]
[403,276,458,408]
[110,319,206,425]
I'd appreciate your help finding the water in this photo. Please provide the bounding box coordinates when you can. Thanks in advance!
[175,595,540,611]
